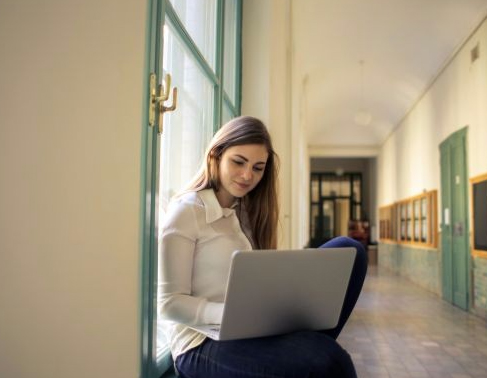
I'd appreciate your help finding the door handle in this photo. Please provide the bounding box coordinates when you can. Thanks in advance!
[148,73,178,134]
[159,85,178,134]
[453,221,464,237]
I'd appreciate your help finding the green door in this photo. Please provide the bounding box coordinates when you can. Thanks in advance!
[439,127,470,310]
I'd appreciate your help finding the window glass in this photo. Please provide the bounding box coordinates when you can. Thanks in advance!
[310,204,319,240]
[340,177,350,197]
[406,203,412,240]
[159,20,215,210]
[222,100,235,125]
[379,191,437,246]
[353,179,361,202]
[354,205,361,220]
[311,176,319,202]
[169,0,217,69]
[322,200,334,239]
[414,200,420,241]
[223,0,238,104]
[151,2,242,375]
[321,180,331,197]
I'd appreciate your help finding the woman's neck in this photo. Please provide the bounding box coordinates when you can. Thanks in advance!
[215,188,235,209]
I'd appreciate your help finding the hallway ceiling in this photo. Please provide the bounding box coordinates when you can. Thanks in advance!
[293,0,487,156]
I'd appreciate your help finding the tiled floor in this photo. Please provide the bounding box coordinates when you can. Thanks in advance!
[339,266,487,378]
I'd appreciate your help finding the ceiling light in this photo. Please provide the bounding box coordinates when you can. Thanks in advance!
[354,110,372,126]
[354,60,372,126]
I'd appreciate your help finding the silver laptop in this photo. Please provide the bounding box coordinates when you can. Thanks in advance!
[189,247,356,341]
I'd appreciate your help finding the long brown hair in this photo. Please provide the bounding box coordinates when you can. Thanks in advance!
[184,116,279,249]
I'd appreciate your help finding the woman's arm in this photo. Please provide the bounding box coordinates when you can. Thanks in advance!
[158,200,223,325]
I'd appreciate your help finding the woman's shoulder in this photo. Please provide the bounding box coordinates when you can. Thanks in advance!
[165,191,207,219]
[171,190,205,208]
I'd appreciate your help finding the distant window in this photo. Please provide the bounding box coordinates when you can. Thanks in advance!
[379,190,438,248]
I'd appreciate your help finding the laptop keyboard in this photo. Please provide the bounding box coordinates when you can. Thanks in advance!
[206,326,220,339]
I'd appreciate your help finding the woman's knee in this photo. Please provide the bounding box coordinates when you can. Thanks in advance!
[308,341,356,378]
[319,236,367,266]
[329,346,357,378]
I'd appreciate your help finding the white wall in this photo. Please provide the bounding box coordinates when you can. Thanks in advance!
[291,68,312,248]
[243,1,337,249]
[0,1,147,377]
[242,0,294,248]
[378,18,487,207]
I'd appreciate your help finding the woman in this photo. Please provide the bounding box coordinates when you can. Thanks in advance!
[158,116,367,378]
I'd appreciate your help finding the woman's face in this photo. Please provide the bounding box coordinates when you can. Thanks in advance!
[215,144,269,208]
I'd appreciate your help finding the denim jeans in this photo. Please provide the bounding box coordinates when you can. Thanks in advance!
[175,236,367,378]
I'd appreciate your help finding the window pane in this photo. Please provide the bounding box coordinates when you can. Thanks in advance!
[407,203,412,240]
[323,200,334,239]
[310,204,319,240]
[223,0,238,104]
[400,204,406,240]
[354,205,361,220]
[392,206,397,240]
[159,20,215,210]
[339,177,350,197]
[157,18,215,361]
[421,219,428,243]
[353,177,361,202]
[321,180,331,197]
[311,176,319,202]
[222,100,235,125]
[414,200,420,241]
[169,0,217,69]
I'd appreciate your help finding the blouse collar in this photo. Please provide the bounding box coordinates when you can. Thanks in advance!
[198,189,239,224]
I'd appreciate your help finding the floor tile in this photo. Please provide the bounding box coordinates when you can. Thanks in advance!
[339,266,487,378]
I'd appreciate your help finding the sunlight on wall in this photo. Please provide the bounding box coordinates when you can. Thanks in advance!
[378,18,487,206]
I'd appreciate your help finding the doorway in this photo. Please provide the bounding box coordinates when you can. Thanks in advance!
[439,126,470,310]
[309,173,363,247]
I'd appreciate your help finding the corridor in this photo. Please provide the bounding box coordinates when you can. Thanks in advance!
[339,266,487,378]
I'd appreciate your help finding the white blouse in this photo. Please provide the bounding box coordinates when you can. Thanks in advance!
[158,189,253,359]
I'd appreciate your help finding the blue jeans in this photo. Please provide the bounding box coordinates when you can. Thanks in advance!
[175,237,367,378]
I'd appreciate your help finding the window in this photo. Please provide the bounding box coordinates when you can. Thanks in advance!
[379,204,397,242]
[470,173,487,257]
[142,1,242,377]
[379,190,438,248]
[309,172,364,247]
[159,0,242,209]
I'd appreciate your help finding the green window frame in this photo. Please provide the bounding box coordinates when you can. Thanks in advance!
[141,1,243,377]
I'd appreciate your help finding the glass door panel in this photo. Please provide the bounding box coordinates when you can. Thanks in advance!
[354,204,361,220]
[353,177,361,202]
[310,204,320,242]
[309,173,363,245]
[322,200,334,240]
[321,180,331,197]
[339,177,351,196]
[336,199,350,236]
[311,175,319,202]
